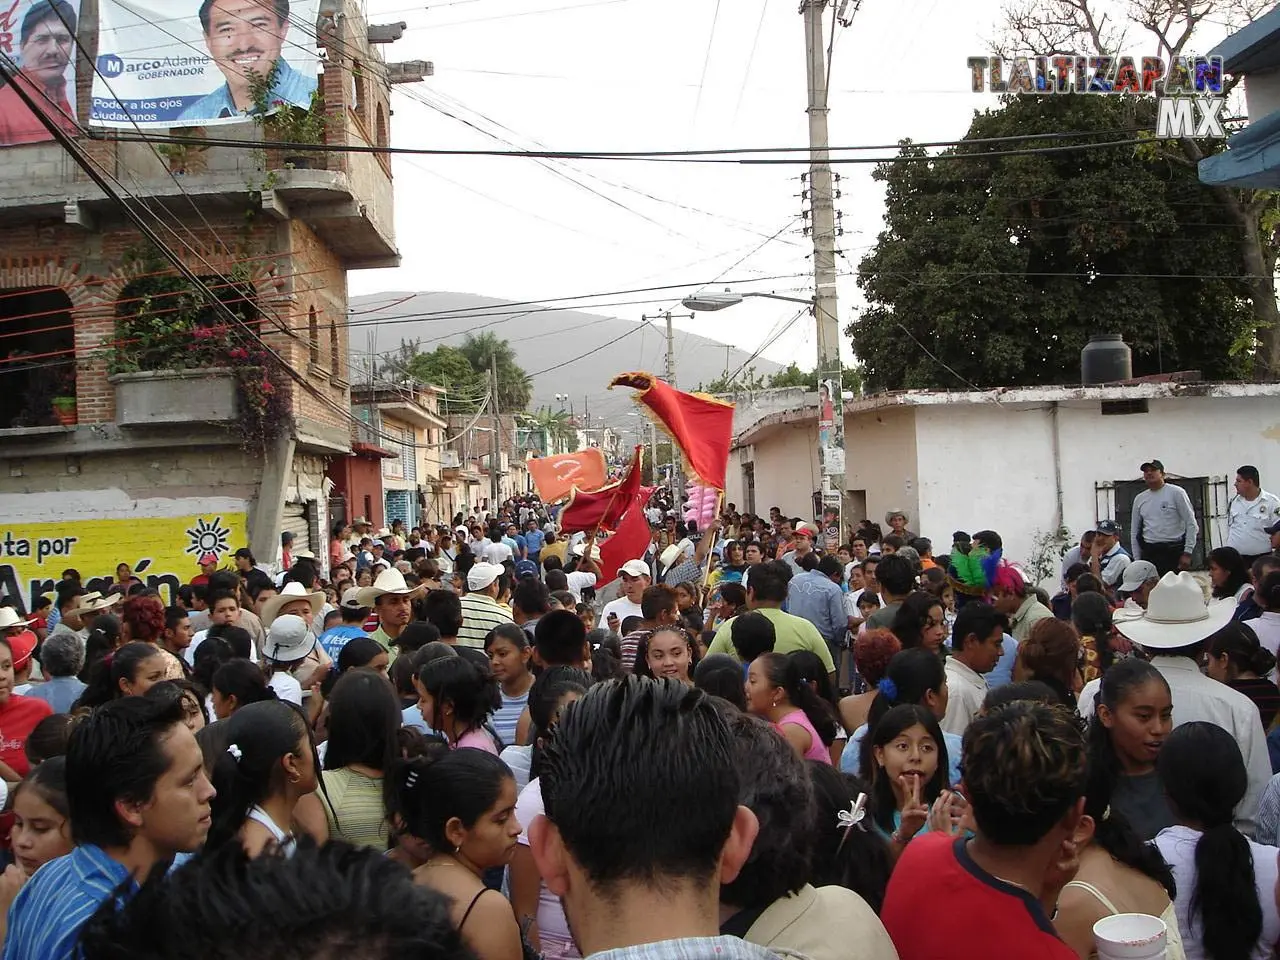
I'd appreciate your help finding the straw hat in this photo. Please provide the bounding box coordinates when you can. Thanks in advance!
[1114,572,1234,649]
[259,581,325,627]
[67,592,120,619]
[0,609,34,631]
[355,568,426,608]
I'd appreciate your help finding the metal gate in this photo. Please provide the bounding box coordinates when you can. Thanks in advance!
[1096,477,1211,569]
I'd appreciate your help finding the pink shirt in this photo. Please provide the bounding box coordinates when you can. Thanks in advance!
[776,708,831,764]
[453,728,499,755]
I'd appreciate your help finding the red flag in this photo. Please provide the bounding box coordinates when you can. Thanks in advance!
[610,373,734,489]
[558,446,643,534]
[598,491,653,583]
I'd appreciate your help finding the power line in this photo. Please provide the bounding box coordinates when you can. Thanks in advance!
[691,0,722,125]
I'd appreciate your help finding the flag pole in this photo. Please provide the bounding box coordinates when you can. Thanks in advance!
[701,489,724,593]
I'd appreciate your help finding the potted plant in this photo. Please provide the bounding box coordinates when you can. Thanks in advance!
[51,395,77,425]
[249,64,327,170]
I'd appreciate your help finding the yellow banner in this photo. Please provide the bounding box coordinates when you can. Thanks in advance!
[0,513,248,615]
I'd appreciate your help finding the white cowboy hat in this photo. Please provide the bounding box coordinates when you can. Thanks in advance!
[571,542,601,561]
[1114,571,1234,649]
[356,567,426,608]
[659,543,684,575]
[259,581,325,627]
[67,592,121,618]
[262,614,317,664]
[884,508,909,524]
[0,608,33,631]
[291,549,317,562]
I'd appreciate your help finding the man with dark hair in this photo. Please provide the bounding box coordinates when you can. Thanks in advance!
[511,577,550,638]
[79,840,470,960]
[941,603,1006,737]
[529,677,767,960]
[707,562,834,683]
[1227,465,1280,566]
[864,554,915,630]
[4,696,214,960]
[0,0,78,146]
[881,701,1087,960]
[786,554,849,669]
[179,0,317,122]
[533,609,588,671]
[720,711,897,959]
[730,611,776,663]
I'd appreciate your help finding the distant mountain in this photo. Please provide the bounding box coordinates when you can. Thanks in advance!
[346,291,780,421]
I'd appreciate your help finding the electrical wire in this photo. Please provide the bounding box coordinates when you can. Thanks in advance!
[691,0,722,125]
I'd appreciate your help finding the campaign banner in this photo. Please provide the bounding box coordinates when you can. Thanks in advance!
[90,0,319,128]
[0,512,248,613]
[0,0,83,147]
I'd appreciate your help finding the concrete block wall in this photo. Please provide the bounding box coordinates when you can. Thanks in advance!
[0,448,262,501]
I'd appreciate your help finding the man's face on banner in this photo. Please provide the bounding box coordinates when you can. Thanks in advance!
[204,0,288,89]
[21,17,74,87]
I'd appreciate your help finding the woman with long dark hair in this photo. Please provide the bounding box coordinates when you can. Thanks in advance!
[806,762,893,914]
[745,652,837,764]
[1210,546,1251,603]
[418,657,501,753]
[891,592,948,654]
[1089,659,1175,841]
[1155,722,1280,960]
[1204,620,1280,728]
[72,642,170,711]
[210,659,276,720]
[866,704,960,857]
[206,700,319,856]
[1054,736,1186,959]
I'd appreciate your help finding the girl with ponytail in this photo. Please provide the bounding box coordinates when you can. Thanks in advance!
[206,700,319,856]
[1204,621,1280,729]
[1088,659,1174,841]
[744,651,838,764]
[845,647,962,784]
[1155,722,1280,960]
[1055,721,1186,959]
[390,750,524,960]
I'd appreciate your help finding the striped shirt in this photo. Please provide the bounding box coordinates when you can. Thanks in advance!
[321,767,389,851]
[3,844,134,960]
[457,594,513,649]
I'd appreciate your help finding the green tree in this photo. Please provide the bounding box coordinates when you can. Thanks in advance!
[850,94,1259,393]
[458,332,533,412]
[528,407,577,452]
[699,362,863,396]
[998,0,1280,378]
[403,345,484,408]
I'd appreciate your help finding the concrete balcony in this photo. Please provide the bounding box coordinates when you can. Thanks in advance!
[110,368,238,427]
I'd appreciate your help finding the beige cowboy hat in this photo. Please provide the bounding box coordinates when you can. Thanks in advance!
[571,541,601,561]
[355,567,426,607]
[1114,571,1234,649]
[259,581,326,627]
[884,508,909,524]
[658,543,685,576]
[67,592,121,618]
[0,608,34,631]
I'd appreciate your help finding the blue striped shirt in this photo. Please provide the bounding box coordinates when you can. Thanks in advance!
[3,845,134,960]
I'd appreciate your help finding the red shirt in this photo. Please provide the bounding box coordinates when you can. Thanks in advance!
[0,695,54,846]
[881,833,1075,960]
[0,75,77,146]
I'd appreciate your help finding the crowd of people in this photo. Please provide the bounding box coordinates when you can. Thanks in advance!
[0,462,1278,959]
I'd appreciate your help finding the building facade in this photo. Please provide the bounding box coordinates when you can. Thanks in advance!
[0,1,421,609]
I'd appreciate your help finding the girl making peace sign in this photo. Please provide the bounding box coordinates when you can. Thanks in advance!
[868,703,966,857]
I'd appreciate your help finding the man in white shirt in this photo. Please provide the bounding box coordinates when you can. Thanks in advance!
[1227,464,1280,564]
[1089,520,1131,589]
[941,603,1005,736]
[565,544,602,601]
[1130,459,1199,576]
[602,560,650,631]
[483,530,514,566]
[1080,572,1269,835]
[1059,531,1095,585]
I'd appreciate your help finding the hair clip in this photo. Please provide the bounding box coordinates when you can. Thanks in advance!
[405,770,419,789]
[878,677,898,702]
[227,744,242,762]
[835,793,868,855]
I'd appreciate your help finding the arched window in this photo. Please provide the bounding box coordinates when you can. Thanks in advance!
[308,306,319,365]
[351,60,366,125]
[329,310,340,377]
[375,101,388,148]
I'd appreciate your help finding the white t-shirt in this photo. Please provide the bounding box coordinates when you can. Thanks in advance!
[485,541,514,565]
[185,628,260,666]
[565,571,597,601]
[601,596,643,628]
[267,671,303,706]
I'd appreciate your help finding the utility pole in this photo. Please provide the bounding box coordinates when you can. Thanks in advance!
[489,354,500,512]
[803,0,847,550]
[642,310,693,504]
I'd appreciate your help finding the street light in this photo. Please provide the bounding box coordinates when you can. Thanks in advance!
[681,290,815,312]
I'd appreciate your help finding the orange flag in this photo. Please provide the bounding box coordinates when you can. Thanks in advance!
[527,448,608,503]
[610,373,735,489]
[559,447,643,534]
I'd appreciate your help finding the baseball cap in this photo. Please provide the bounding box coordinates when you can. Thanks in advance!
[198,552,219,566]
[1119,560,1159,593]
[340,587,368,612]
[7,630,36,672]
[619,559,650,578]
[1140,459,1165,472]
[467,562,504,592]
[1094,520,1121,536]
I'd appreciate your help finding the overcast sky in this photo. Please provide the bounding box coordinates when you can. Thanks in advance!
[348,0,1235,427]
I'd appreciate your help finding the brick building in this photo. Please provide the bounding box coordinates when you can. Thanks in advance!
[0,1,425,610]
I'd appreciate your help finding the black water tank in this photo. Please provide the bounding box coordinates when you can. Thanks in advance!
[1082,334,1132,385]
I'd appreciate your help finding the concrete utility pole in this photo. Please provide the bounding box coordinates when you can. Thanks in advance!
[802,0,847,546]
[489,355,500,510]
